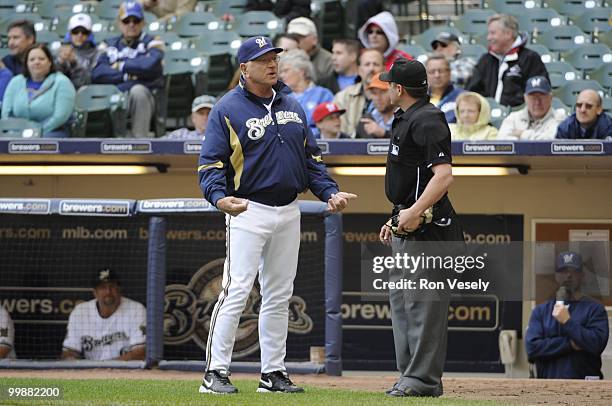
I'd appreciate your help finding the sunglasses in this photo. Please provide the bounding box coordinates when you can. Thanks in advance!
[122,17,142,25]
[575,102,595,110]
[71,27,90,36]
[366,28,385,36]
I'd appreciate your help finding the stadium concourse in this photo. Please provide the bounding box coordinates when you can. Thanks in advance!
[0,368,611,405]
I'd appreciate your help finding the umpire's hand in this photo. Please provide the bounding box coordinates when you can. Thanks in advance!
[216,197,249,217]
[327,192,357,213]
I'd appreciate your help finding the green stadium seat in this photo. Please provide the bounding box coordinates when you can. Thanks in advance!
[157,32,190,51]
[212,0,247,17]
[397,43,428,63]
[517,9,564,34]
[34,30,62,51]
[470,33,489,47]
[570,8,612,34]
[94,0,124,21]
[234,11,284,38]
[485,97,511,128]
[531,26,588,53]
[545,61,580,89]
[172,12,222,38]
[193,30,242,56]
[587,64,612,93]
[0,0,31,14]
[163,58,197,128]
[486,0,541,13]
[527,44,555,63]
[551,97,572,117]
[72,84,128,137]
[35,0,79,20]
[602,97,612,115]
[461,43,487,60]
[553,79,605,106]
[409,26,465,51]
[597,30,612,48]
[0,118,42,138]
[543,0,601,17]
[561,44,612,75]
[453,9,496,39]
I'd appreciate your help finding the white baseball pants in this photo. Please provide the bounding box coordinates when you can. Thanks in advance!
[205,199,301,374]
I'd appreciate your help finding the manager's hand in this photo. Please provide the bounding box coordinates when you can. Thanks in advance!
[216,197,249,217]
[327,192,357,213]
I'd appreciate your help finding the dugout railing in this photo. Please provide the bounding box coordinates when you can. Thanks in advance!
[0,198,343,376]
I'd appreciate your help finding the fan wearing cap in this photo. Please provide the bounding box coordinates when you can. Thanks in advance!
[498,76,565,140]
[357,11,412,71]
[286,17,333,85]
[313,102,350,139]
[378,58,465,398]
[165,95,216,139]
[526,252,608,379]
[197,35,356,395]
[356,72,392,138]
[61,269,146,361]
[92,1,165,137]
[56,14,101,89]
[431,32,476,88]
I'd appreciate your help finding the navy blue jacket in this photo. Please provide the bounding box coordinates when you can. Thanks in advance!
[526,297,609,379]
[2,54,24,75]
[91,33,164,92]
[432,83,464,124]
[198,78,339,207]
[556,112,612,140]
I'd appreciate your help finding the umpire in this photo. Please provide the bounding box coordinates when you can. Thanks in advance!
[378,58,464,397]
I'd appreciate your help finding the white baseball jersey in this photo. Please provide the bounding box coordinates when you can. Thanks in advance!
[0,306,16,359]
[63,297,146,360]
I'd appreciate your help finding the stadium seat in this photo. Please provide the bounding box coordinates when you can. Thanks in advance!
[516,9,564,34]
[452,9,496,38]
[461,43,487,60]
[602,97,612,114]
[34,30,62,51]
[0,118,42,138]
[598,30,612,48]
[561,44,612,75]
[35,0,79,20]
[545,61,580,89]
[485,97,511,128]
[0,0,31,14]
[487,0,542,12]
[212,0,247,17]
[527,44,555,63]
[157,32,190,51]
[409,26,465,51]
[397,44,428,63]
[193,30,242,56]
[234,11,284,38]
[163,57,198,128]
[553,80,606,106]
[551,97,572,117]
[204,54,235,96]
[543,0,602,16]
[570,8,612,34]
[588,64,612,94]
[531,26,588,54]
[173,12,222,38]
[94,0,124,20]
[72,85,128,137]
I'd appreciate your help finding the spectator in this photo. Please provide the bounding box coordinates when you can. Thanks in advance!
[431,32,476,88]
[273,33,300,54]
[0,305,16,359]
[525,251,609,379]
[313,102,350,139]
[357,11,412,71]
[556,90,612,140]
[92,1,165,137]
[333,48,384,136]
[62,269,146,361]
[467,14,548,108]
[449,92,498,140]
[2,20,36,75]
[273,0,311,22]
[165,94,216,139]
[141,0,196,22]
[498,76,564,140]
[56,14,101,89]
[0,63,13,106]
[426,54,464,124]
[319,38,361,94]
[278,49,333,129]
[286,17,332,84]
[357,73,392,138]
[2,44,76,138]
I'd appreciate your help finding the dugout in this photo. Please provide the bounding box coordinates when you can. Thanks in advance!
[0,139,611,377]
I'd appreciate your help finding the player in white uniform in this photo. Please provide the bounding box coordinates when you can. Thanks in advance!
[0,305,16,359]
[61,269,146,361]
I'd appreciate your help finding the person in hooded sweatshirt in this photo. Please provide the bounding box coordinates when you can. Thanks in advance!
[449,92,498,141]
[56,14,101,89]
[467,14,548,108]
[357,11,412,71]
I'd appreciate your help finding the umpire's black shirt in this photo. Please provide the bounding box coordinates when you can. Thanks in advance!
[385,96,454,220]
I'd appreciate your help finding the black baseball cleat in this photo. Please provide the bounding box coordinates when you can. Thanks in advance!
[256,370,305,393]
[199,370,238,394]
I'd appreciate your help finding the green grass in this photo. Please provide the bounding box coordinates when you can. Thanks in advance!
[0,378,497,405]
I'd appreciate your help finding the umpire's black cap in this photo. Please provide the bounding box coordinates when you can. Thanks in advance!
[379,58,428,89]
[93,268,120,287]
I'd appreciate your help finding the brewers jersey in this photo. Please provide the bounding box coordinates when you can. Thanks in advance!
[63,297,146,360]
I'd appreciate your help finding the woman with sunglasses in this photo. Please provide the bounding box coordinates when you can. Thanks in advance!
[358,11,412,71]
[56,14,100,89]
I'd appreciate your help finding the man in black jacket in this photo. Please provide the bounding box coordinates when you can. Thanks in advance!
[467,14,548,108]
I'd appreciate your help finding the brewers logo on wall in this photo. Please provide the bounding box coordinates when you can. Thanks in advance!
[164,258,313,358]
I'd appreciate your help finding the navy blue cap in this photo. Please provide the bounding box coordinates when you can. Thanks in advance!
[556,251,582,272]
[93,268,121,286]
[525,75,551,95]
[237,36,283,64]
